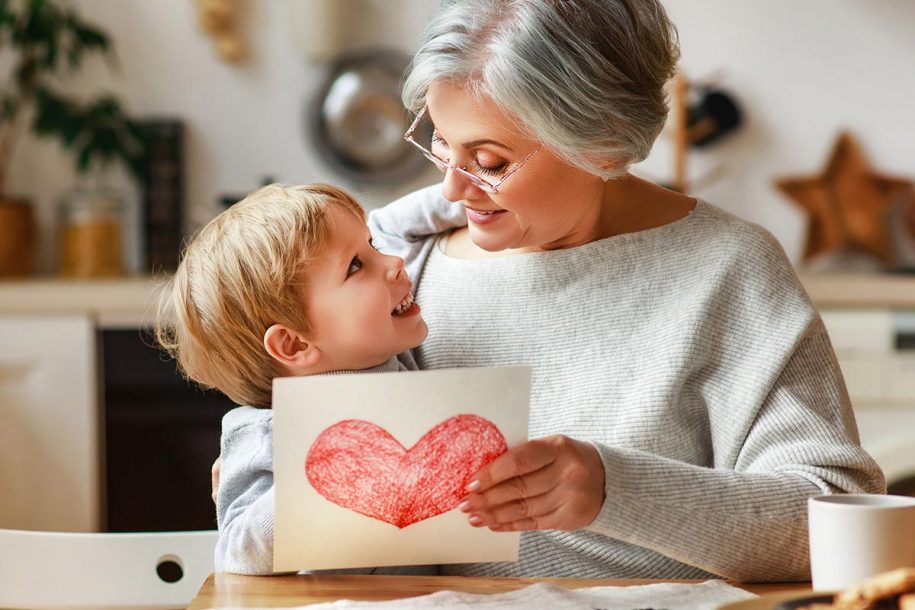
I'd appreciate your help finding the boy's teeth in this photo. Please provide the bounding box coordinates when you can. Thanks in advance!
[392,293,414,315]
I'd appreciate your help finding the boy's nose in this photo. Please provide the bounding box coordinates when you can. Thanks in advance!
[385,255,405,281]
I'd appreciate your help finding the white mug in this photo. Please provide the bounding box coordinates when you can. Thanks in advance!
[808,494,915,591]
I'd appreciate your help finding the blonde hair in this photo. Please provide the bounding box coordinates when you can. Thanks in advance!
[155,183,364,408]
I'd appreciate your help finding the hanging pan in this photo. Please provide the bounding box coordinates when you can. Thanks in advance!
[307,49,431,185]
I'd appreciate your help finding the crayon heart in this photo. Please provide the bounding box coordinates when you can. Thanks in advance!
[305,414,507,528]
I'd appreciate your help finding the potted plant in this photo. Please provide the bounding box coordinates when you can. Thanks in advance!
[0,0,147,276]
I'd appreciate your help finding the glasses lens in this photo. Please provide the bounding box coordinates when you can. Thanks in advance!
[405,108,500,193]
[410,109,437,151]
[455,167,496,194]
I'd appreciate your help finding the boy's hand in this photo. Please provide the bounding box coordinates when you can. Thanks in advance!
[457,435,606,532]
[211,456,222,504]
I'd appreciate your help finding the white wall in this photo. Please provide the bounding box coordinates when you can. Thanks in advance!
[640,0,915,265]
[7,0,915,273]
[7,0,438,273]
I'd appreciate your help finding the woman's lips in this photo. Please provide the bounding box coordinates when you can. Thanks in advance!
[465,206,508,226]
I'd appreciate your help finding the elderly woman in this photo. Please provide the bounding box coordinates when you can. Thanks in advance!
[366,0,884,582]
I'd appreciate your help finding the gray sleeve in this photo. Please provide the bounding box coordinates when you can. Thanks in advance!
[368,184,467,292]
[215,409,278,575]
[586,313,885,582]
[368,183,466,244]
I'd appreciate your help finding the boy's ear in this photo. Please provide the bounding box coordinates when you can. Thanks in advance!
[263,324,321,373]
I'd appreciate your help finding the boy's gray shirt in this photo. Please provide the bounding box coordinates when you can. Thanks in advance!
[215,356,434,575]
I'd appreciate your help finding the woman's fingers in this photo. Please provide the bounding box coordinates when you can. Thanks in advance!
[488,504,566,532]
[468,436,561,493]
[472,490,558,526]
[463,435,606,532]
[461,463,557,512]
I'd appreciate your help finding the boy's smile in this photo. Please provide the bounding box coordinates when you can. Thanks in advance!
[392,291,419,317]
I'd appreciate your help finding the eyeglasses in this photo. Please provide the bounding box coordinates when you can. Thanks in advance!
[403,105,539,195]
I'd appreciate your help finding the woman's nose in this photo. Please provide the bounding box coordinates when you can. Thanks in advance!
[441,166,484,202]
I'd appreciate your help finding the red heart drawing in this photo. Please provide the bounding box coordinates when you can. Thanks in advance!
[305,414,507,528]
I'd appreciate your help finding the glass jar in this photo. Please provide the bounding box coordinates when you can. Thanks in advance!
[58,190,125,277]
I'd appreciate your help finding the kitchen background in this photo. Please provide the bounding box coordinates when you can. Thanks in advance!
[1,0,914,534]
[4,0,915,272]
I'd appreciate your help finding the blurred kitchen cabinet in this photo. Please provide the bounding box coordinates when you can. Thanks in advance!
[0,278,232,534]
[812,280,915,498]
[0,315,99,532]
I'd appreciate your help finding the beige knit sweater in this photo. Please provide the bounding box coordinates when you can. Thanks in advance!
[369,185,885,581]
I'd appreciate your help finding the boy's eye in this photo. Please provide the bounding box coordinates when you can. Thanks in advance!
[369,238,379,251]
[347,256,363,277]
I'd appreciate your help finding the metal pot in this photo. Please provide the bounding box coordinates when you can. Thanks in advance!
[307,49,432,185]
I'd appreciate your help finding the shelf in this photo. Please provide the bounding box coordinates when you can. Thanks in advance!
[798,272,915,309]
[1,272,913,327]
[0,276,166,327]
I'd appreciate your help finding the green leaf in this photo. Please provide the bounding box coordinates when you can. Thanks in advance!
[4,0,146,181]
[14,57,38,91]
[63,10,110,71]
[0,0,15,32]
[74,23,108,52]
[0,90,19,123]
[43,34,58,68]
[76,140,92,173]
[32,86,84,149]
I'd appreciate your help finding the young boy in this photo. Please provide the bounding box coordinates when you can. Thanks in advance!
[156,184,429,575]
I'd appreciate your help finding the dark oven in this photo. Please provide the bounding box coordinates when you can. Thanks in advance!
[101,329,233,532]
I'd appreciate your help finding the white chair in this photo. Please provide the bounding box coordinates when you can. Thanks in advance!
[0,528,218,609]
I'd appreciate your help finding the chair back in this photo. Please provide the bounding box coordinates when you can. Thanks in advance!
[0,528,217,609]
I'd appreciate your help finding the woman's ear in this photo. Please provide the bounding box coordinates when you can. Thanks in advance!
[263,324,321,374]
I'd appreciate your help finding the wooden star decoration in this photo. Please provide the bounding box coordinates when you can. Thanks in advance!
[775,132,913,265]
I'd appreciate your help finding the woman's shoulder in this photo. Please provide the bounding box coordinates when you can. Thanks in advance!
[687,201,793,272]
[691,201,780,248]
[681,201,812,311]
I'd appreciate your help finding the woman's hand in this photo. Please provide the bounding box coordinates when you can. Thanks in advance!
[211,456,222,504]
[458,435,606,532]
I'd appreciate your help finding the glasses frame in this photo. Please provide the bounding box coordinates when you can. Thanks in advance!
[403,105,539,195]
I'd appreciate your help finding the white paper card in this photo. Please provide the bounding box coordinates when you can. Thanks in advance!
[273,366,531,572]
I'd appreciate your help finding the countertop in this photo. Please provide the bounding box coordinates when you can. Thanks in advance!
[187,573,809,609]
[0,272,914,328]
[0,276,167,328]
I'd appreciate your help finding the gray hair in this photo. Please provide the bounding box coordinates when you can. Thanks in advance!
[403,0,680,180]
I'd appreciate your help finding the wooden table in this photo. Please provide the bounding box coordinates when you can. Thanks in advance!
[187,574,810,608]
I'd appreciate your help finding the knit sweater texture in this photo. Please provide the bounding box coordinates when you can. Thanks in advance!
[367,184,885,581]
